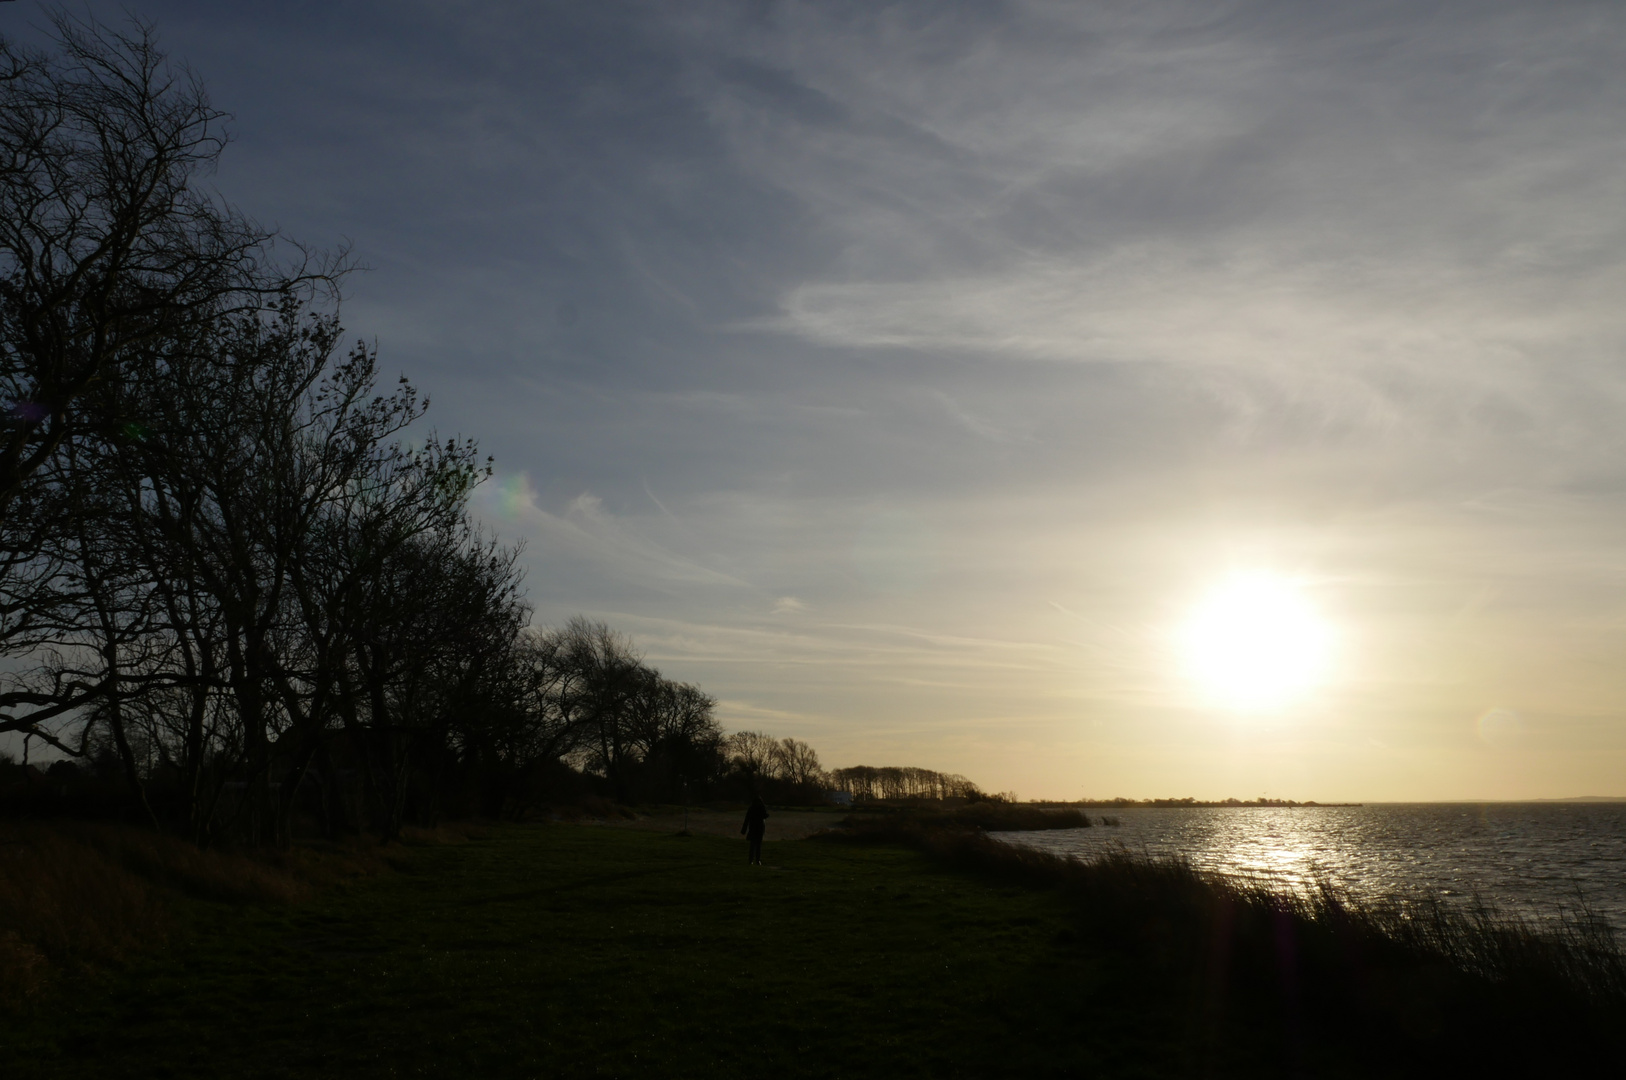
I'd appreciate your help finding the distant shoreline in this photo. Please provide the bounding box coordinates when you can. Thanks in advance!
[1037,797,1626,807]
[1045,798,1363,808]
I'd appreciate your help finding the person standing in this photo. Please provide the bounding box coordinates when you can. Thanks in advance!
[741,796,769,865]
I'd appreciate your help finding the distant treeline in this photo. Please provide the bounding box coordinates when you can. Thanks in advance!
[827,765,984,803]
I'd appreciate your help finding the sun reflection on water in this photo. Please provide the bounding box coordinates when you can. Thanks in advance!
[997,803,1626,928]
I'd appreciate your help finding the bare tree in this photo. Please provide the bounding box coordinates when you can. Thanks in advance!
[725,730,780,782]
[329,522,523,841]
[451,625,584,818]
[505,618,724,805]
[0,10,293,514]
[554,618,646,802]
[619,677,720,802]
[0,12,337,749]
[773,737,825,788]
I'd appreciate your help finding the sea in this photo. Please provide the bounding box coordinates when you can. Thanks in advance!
[994,802,1626,931]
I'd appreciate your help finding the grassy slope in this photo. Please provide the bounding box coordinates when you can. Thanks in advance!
[5,823,1367,1080]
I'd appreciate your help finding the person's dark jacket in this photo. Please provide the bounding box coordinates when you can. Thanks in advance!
[741,798,769,838]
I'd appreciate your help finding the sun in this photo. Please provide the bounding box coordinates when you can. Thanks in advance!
[1180,572,1333,710]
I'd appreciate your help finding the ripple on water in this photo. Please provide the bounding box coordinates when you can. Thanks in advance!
[994,803,1626,930]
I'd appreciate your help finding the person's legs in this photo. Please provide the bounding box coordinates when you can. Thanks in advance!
[748,834,762,863]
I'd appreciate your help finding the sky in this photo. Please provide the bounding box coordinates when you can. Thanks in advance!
[10,0,1626,800]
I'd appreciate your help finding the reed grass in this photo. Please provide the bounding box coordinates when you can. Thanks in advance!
[828,812,1626,1071]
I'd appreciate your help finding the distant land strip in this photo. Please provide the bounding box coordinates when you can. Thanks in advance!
[1049,797,1362,808]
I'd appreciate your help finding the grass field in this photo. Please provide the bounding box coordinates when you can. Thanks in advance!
[4,817,1614,1078]
[0,818,1288,1079]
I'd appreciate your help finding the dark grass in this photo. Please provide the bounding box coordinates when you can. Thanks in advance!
[4,824,1188,1079]
[4,819,1620,1077]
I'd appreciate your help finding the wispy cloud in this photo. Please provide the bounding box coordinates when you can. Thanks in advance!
[474,481,752,593]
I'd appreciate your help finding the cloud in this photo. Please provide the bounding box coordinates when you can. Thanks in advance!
[474,482,753,594]
[104,0,1626,798]
[764,244,1626,440]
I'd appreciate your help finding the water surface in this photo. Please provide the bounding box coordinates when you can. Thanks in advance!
[996,803,1626,929]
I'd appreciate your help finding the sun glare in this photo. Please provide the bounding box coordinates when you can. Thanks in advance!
[1181,572,1333,710]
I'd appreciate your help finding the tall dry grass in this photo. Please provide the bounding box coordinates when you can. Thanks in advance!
[0,821,398,1004]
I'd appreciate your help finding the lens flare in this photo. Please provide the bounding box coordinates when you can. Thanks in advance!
[490,472,537,518]
[1477,708,1523,748]
[1181,572,1333,710]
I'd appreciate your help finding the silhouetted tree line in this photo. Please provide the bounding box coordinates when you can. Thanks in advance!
[0,15,740,845]
[719,730,837,803]
[0,14,994,844]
